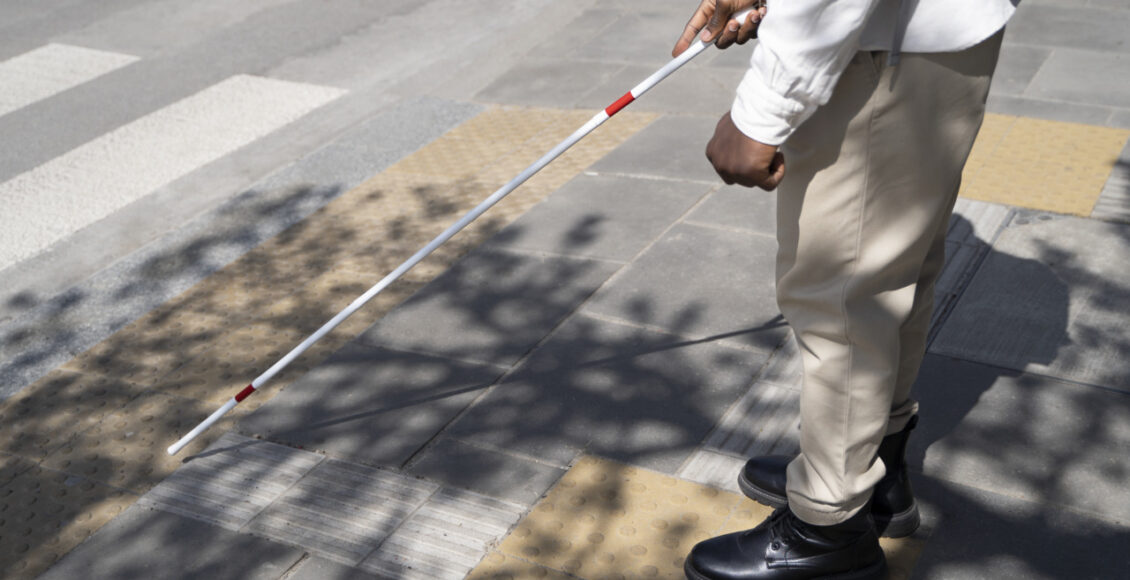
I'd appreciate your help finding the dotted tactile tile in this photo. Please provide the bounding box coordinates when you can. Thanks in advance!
[162,252,317,318]
[0,452,37,487]
[0,466,135,580]
[157,322,307,404]
[0,370,143,461]
[477,455,929,580]
[960,114,1130,216]
[443,106,565,146]
[490,455,762,579]
[62,307,229,386]
[41,391,234,494]
[468,553,577,580]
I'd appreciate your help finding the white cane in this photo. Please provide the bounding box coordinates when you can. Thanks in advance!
[168,8,759,456]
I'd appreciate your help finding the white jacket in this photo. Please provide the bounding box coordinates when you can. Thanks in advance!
[730,0,1018,145]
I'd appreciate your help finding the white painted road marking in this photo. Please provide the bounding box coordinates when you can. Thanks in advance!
[0,44,139,118]
[0,75,346,270]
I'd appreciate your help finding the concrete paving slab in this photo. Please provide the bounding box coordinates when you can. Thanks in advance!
[932,216,1130,392]
[909,355,1130,522]
[990,44,1051,97]
[1005,5,1130,54]
[137,433,324,530]
[1092,137,1130,223]
[288,557,383,580]
[36,503,306,580]
[246,458,438,565]
[684,184,777,235]
[447,313,766,473]
[238,343,504,467]
[582,222,786,352]
[482,173,711,262]
[573,11,691,68]
[359,247,621,367]
[910,475,1130,580]
[985,94,1116,127]
[474,59,626,109]
[361,487,525,580]
[589,114,721,182]
[580,62,741,116]
[526,7,620,60]
[1026,48,1130,110]
[408,437,567,505]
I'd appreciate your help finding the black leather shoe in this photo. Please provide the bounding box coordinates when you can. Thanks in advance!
[737,415,920,538]
[684,507,886,580]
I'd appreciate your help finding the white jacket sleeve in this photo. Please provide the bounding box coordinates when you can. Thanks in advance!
[730,0,883,146]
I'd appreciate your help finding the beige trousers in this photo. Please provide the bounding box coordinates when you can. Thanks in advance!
[777,31,1003,525]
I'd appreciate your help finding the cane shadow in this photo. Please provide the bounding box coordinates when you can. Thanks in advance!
[905,212,1130,578]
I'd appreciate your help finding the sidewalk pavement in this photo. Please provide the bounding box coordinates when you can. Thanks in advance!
[5,2,1130,579]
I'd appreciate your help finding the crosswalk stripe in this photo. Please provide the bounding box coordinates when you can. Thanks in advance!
[0,74,347,270]
[0,43,139,118]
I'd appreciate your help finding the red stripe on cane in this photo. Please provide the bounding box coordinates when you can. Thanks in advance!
[235,385,256,402]
[604,92,635,116]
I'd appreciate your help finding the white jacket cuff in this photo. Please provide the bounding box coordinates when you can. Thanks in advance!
[729,65,810,147]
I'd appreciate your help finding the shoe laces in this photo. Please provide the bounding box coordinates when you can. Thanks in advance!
[767,508,805,551]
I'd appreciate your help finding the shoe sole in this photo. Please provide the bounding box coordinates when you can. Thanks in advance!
[736,471,921,539]
[684,555,888,580]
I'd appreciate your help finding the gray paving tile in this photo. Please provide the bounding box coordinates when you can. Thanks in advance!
[473,58,626,108]
[287,557,382,580]
[238,343,504,467]
[589,115,722,182]
[483,173,710,261]
[684,184,777,235]
[910,475,1130,580]
[138,433,324,530]
[1109,108,1130,130]
[359,247,621,367]
[1025,49,1130,109]
[527,8,620,60]
[677,449,747,494]
[985,94,1115,126]
[948,199,1015,246]
[408,437,566,505]
[932,216,1130,392]
[1005,5,1130,53]
[579,63,740,116]
[573,12,690,67]
[991,44,1052,97]
[38,503,305,580]
[361,488,525,580]
[246,459,439,565]
[447,313,766,473]
[909,355,1130,522]
[702,382,800,458]
[582,222,787,352]
[1091,139,1130,223]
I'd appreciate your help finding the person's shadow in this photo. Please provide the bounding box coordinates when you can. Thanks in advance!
[902,212,1130,578]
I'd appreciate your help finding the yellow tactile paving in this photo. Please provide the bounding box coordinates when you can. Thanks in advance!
[41,391,233,493]
[475,455,927,580]
[0,105,656,579]
[0,370,143,461]
[959,113,1130,215]
[0,465,135,580]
